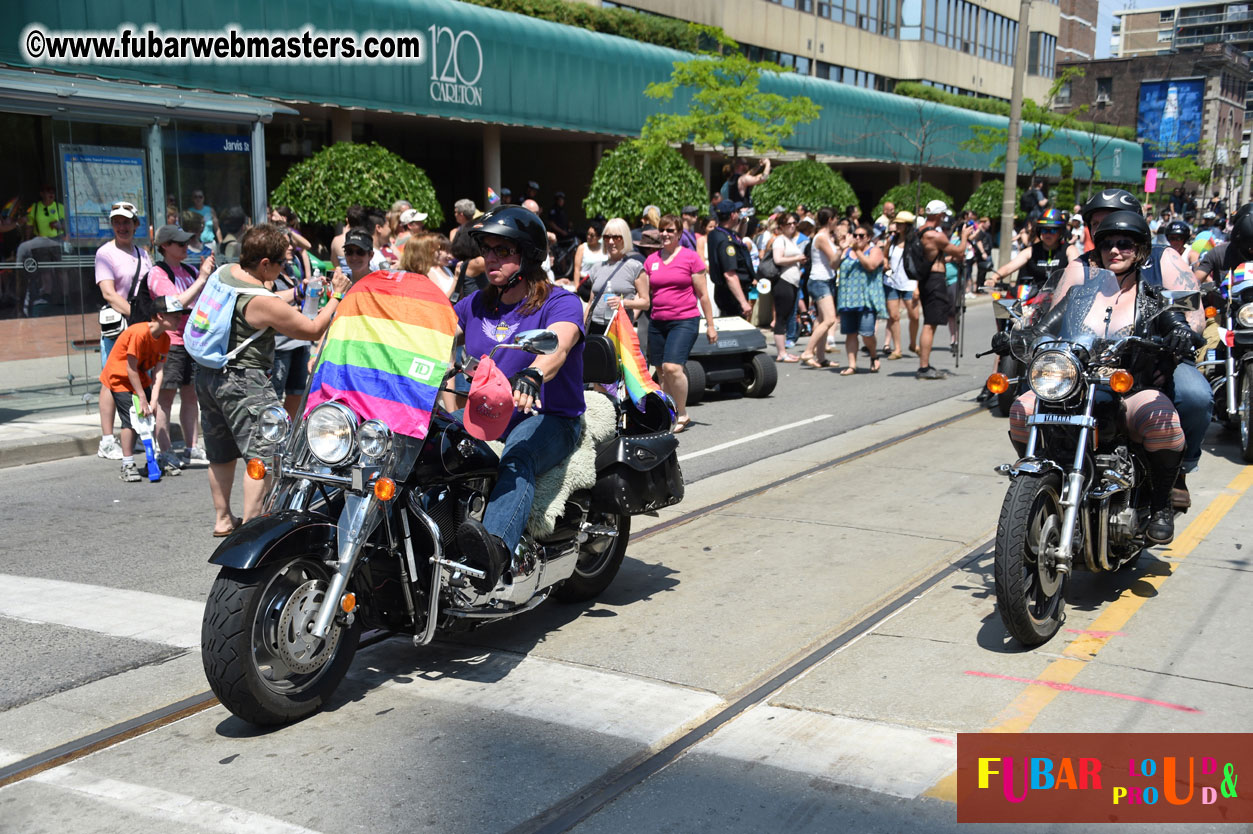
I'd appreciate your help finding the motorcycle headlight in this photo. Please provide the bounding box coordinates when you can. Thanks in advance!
[305,403,357,465]
[1029,350,1081,402]
[257,404,290,444]
[1237,303,1253,328]
[357,420,392,460]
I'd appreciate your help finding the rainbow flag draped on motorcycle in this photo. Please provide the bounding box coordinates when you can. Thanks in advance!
[605,306,663,411]
[305,271,457,439]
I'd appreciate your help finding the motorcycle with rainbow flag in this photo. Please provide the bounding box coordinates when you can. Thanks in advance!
[201,271,683,726]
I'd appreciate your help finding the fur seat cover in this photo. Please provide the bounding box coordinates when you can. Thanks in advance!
[489,391,618,537]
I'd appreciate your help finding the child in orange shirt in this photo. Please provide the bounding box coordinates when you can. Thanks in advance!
[99,297,187,482]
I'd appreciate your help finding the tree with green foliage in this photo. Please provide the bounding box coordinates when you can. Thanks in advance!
[961,67,1086,179]
[270,142,443,228]
[1156,152,1212,188]
[858,99,966,193]
[641,26,820,160]
[1055,158,1076,213]
[750,161,857,217]
[874,183,954,219]
[963,180,1024,221]
[459,0,702,51]
[584,140,707,221]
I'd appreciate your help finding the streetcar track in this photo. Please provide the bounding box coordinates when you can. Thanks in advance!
[0,403,986,797]
[505,536,995,834]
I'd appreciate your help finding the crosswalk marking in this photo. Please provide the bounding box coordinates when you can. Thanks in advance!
[0,574,202,649]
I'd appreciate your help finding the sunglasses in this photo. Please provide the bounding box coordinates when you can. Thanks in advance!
[482,244,519,259]
[658,228,678,234]
[603,234,623,242]
[1039,228,1061,234]
[1098,238,1139,252]
[344,246,368,257]
[111,202,137,212]
[853,232,868,238]
[169,240,188,248]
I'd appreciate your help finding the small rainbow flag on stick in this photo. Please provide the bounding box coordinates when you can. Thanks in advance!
[305,271,457,439]
[487,187,500,205]
[605,306,662,411]
[1192,230,1216,254]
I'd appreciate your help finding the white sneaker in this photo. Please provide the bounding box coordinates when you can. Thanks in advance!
[97,437,123,460]
[186,447,209,466]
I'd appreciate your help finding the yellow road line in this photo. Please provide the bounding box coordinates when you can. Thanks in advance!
[923,466,1253,801]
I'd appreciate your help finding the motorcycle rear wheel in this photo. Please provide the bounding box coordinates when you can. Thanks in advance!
[202,556,360,726]
[553,512,630,602]
[994,471,1067,647]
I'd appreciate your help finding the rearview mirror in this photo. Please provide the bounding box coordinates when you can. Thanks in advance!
[1160,290,1201,313]
[514,329,559,355]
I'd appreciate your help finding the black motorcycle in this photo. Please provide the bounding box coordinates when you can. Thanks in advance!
[988,268,1199,646]
[1197,270,1253,461]
[201,328,683,725]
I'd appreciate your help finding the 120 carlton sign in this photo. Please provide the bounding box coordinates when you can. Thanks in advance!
[427,24,481,107]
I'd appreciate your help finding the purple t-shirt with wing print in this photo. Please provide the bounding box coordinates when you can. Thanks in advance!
[454,286,586,421]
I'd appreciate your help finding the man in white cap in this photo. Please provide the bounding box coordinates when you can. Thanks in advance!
[914,199,972,380]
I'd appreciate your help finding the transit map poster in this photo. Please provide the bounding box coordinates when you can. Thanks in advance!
[1136,79,1205,163]
[60,144,149,240]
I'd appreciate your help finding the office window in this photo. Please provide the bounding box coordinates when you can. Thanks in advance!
[1159,10,1174,22]
[901,0,922,38]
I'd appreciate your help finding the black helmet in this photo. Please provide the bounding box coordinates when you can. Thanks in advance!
[1093,210,1152,269]
[1163,220,1191,239]
[1230,207,1253,262]
[1081,189,1141,227]
[467,205,548,267]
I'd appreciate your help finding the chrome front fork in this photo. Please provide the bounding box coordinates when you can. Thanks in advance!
[310,492,376,639]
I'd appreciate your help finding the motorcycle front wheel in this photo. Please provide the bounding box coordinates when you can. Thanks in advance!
[994,471,1067,647]
[1241,373,1253,463]
[202,556,361,726]
[553,512,630,602]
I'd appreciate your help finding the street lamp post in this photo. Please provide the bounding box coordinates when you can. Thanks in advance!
[999,0,1033,267]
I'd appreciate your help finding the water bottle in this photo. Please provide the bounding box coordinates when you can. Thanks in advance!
[603,290,617,320]
[302,269,324,318]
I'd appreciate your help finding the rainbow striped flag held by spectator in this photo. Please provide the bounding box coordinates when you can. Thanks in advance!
[1192,230,1217,254]
[305,271,457,439]
[487,187,500,205]
[605,306,662,411]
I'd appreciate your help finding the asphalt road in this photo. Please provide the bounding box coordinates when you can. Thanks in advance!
[4,300,1250,833]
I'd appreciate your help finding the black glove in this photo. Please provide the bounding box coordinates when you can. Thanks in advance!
[1165,325,1201,362]
[510,367,544,400]
[990,332,1011,356]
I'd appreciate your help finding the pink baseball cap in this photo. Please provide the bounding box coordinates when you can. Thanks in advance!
[463,356,514,441]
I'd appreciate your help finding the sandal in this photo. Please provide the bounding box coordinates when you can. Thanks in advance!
[802,358,826,369]
[870,359,881,373]
[886,352,903,360]
[673,415,691,434]
[776,354,801,363]
[839,367,857,376]
[212,516,242,538]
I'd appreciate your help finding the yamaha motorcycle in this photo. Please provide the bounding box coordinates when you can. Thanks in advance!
[201,328,683,726]
[1197,267,1253,461]
[987,268,1199,646]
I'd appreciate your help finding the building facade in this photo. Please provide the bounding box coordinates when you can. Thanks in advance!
[1055,43,1248,198]
[1057,0,1098,63]
[600,0,1060,103]
[1112,0,1253,123]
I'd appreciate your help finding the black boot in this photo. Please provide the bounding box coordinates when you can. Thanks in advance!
[456,519,509,593]
[1145,447,1184,545]
[1172,472,1191,511]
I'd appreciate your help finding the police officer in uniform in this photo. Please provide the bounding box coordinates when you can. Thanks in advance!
[704,200,755,318]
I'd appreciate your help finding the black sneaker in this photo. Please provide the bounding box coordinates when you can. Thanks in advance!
[455,519,509,593]
[916,366,945,380]
[976,388,993,403]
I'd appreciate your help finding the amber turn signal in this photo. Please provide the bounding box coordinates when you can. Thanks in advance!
[1109,370,1134,393]
[1205,306,1218,319]
[246,458,267,480]
[373,477,396,502]
[986,373,1010,394]
[991,291,1003,301]
[340,593,356,614]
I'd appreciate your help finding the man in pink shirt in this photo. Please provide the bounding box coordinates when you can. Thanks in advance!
[95,201,152,461]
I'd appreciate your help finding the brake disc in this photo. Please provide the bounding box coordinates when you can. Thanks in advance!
[274,579,340,674]
[1036,516,1065,597]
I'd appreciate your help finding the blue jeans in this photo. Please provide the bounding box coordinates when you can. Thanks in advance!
[483,412,583,551]
[786,293,800,342]
[1172,362,1212,473]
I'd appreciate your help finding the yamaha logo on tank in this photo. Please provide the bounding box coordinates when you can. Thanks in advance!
[428,25,482,107]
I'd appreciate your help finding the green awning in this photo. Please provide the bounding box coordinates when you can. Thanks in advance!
[1,0,1139,179]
